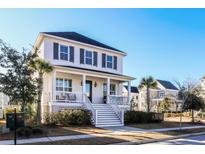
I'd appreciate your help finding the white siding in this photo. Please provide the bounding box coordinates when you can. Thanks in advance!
[42,37,124,75]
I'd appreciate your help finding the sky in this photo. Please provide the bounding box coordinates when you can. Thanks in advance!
[0,9,205,86]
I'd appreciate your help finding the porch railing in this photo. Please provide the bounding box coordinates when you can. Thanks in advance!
[107,95,128,126]
[54,91,84,103]
[109,95,129,105]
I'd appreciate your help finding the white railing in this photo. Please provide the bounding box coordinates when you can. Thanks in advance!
[108,95,126,126]
[83,94,97,126]
[54,91,84,103]
[109,95,129,105]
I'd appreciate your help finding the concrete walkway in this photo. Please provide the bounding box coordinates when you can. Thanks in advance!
[1,125,205,145]
[103,125,205,134]
[0,134,98,145]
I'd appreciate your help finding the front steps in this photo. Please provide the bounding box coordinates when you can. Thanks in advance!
[91,103,123,127]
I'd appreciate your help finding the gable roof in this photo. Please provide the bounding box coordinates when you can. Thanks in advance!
[42,32,125,54]
[124,86,139,93]
[157,79,178,90]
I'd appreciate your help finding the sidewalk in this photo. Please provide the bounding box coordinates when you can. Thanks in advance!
[103,125,205,134]
[0,134,98,145]
[1,125,205,145]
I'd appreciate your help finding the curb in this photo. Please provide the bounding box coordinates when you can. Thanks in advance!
[112,132,205,145]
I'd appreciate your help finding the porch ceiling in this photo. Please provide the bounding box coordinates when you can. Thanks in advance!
[54,65,135,81]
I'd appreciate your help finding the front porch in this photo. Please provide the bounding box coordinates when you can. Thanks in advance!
[43,66,135,127]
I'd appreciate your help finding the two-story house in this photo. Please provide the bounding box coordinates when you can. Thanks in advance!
[138,79,181,112]
[34,32,135,127]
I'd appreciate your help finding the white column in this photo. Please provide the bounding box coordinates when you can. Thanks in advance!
[128,81,131,108]
[107,78,110,103]
[52,70,56,101]
[82,74,86,102]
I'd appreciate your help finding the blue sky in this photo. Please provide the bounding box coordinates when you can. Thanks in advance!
[0,9,205,86]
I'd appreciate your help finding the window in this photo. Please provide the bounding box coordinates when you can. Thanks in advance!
[107,55,113,69]
[64,79,72,92]
[85,50,93,65]
[60,45,68,60]
[103,83,107,96]
[110,84,116,95]
[103,83,116,96]
[159,91,165,98]
[56,78,63,91]
[56,78,72,92]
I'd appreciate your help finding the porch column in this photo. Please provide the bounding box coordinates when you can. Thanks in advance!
[82,74,86,102]
[52,70,56,101]
[128,80,131,107]
[107,78,110,103]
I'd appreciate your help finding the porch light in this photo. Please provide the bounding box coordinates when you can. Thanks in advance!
[94,81,97,87]
[81,81,82,86]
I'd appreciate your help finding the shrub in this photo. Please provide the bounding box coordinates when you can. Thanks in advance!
[164,113,171,118]
[17,126,32,137]
[44,109,92,126]
[125,111,163,124]
[32,125,43,135]
[197,112,205,119]
[44,112,59,126]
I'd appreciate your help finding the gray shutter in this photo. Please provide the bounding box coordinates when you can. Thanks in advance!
[53,43,59,59]
[102,53,106,68]
[114,56,117,70]
[80,48,84,64]
[69,46,74,62]
[93,51,97,66]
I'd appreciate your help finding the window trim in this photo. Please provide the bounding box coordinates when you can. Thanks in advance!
[84,50,93,65]
[110,84,116,95]
[106,55,113,69]
[56,78,72,92]
[103,83,117,96]
[159,91,165,98]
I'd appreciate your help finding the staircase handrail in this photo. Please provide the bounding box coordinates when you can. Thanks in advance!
[107,96,124,125]
[83,94,96,125]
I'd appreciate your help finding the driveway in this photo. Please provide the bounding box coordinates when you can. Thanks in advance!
[146,135,205,145]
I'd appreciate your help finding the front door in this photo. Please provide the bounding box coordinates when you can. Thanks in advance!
[86,80,92,102]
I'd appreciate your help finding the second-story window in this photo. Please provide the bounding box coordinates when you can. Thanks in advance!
[85,50,93,65]
[60,45,68,61]
[107,55,113,69]
[159,91,165,98]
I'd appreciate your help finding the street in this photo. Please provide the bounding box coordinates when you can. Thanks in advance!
[146,135,205,145]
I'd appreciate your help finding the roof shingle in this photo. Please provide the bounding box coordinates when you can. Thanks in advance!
[124,86,139,93]
[42,32,124,53]
[157,79,178,90]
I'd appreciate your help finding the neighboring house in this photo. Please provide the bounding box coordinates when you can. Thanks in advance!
[198,76,205,101]
[34,32,135,127]
[0,93,9,119]
[123,86,139,110]
[138,79,181,112]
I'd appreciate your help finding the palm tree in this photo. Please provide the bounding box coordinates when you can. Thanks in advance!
[31,58,53,125]
[139,76,157,112]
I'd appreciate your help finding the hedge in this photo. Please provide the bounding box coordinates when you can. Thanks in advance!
[125,111,163,124]
[44,109,92,126]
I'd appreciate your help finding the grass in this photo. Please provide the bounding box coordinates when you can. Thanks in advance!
[28,128,205,145]
[128,121,204,130]
[0,126,88,140]
[28,136,127,145]
[0,125,111,141]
